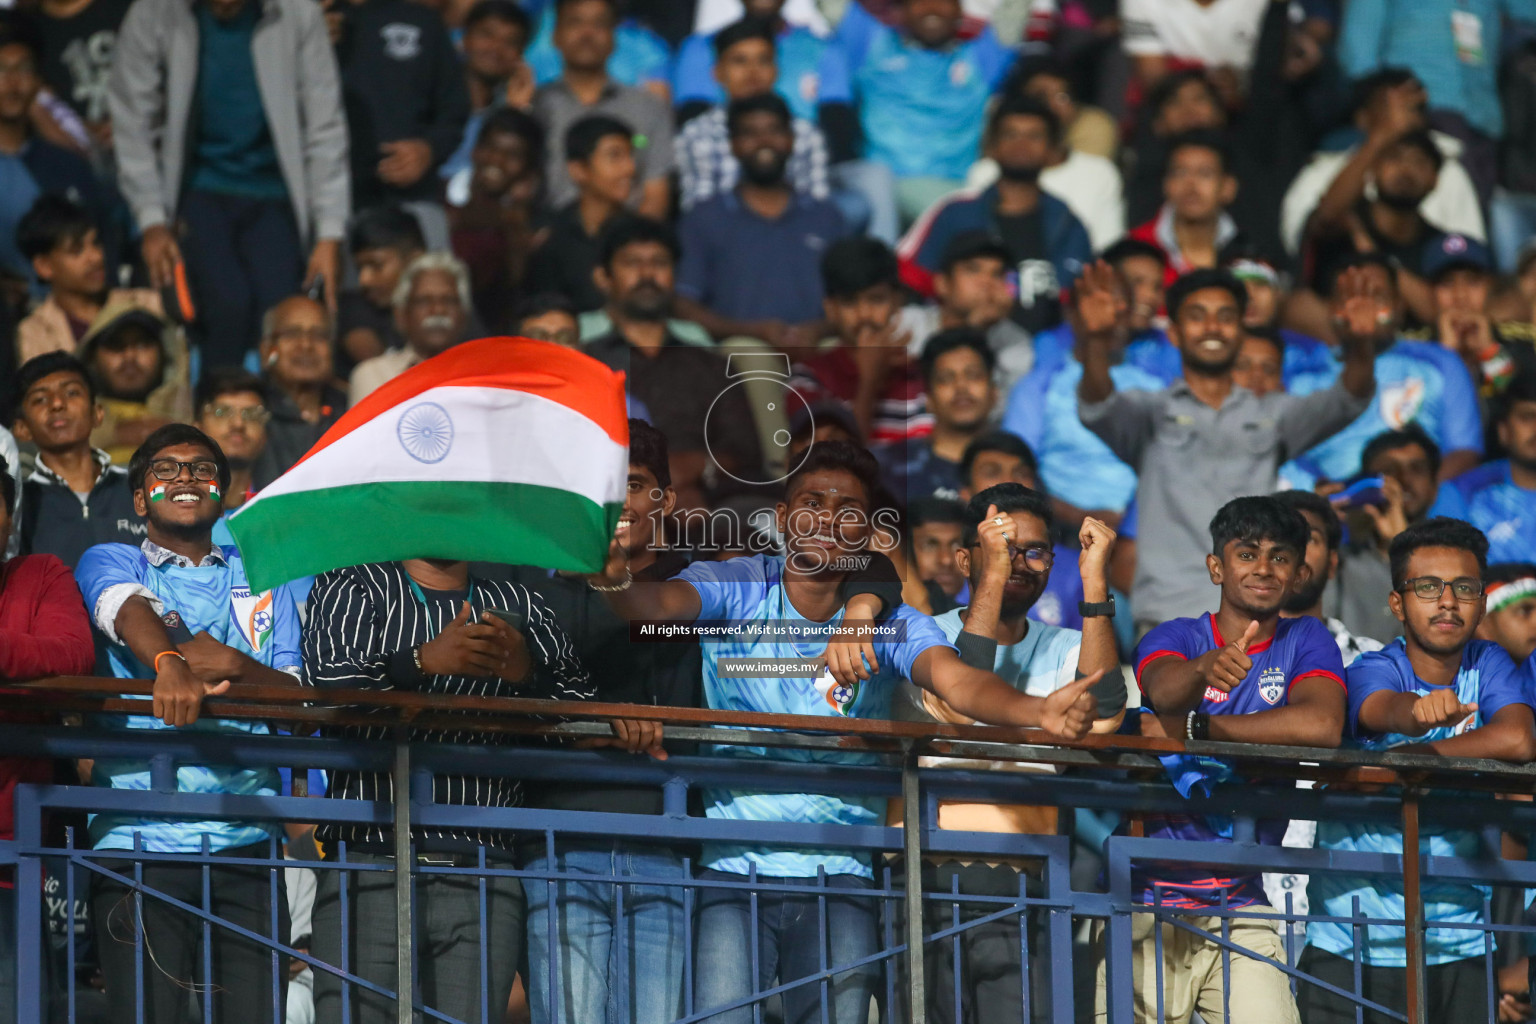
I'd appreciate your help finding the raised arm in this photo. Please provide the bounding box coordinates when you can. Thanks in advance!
[583,541,703,622]
[1076,516,1127,730]
[911,644,1099,740]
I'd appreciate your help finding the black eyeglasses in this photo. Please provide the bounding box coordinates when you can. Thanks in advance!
[147,459,219,482]
[1398,576,1484,602]
[969,541,1053,573]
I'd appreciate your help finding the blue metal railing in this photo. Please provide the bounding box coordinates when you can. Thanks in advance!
[4,684,1536,1024]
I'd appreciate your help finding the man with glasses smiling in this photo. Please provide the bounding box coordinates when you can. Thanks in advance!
[1303,517,1536,1024]
[73,423,304,1022]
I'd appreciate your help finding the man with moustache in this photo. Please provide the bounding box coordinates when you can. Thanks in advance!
[897,95,1093,334]
[1077,264,1377,632]
[675,92,845,344]
[254,296,347,486]
[349,252,472,403]
[1302,518,1536,1024]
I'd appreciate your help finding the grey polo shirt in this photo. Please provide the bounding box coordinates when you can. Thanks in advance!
[1080,378,1372,626]
[533,78,674,210]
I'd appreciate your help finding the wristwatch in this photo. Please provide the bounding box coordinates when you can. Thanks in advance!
[1078,596,1117,618]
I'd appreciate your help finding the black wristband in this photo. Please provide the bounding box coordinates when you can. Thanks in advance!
[954,630,999,671]
[386,646,427,689]
[1078,596,1116,618]
[1191,711,1211,741]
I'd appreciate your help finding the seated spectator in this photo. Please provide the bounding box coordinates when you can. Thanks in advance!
[580,440,1098,1024]
[1281,255,1484,489]
[1304,520,1534,1024]
[511,419,699,1024]
[11,352,140,567]
[0,16,112,291]
[447,107,544,332]
[335,0,468,247]
[1225,251,1338,394]
[14,195,159,364]
[193,370,268,513]
[440,0,534,185]
[1273,488,1386,662]
[1328,425,1444,645]
[511,292,580,347]
[255,296,346,487]
[533,0,672,220]
[955,430,1086,631]
[839,0,1015,234]
[1113,495,1346,1024]
[1477,562,1536,666]
[1433,373,1536,564]
[303,541,591,1024]
[524,116,636,313]
[896,489,1124,1023]
[903,231,1032,392]
[785,399,860,466]
[676,93,845,343]
[1007,54,1118,160]
[965,61,1126,253]
[582,217,761,511]
[74,424,304,1022]
[78,301,192,464]
[522,0,671,99]
[109,0,346,369]
[1306,127,1450,325]
[874,328,995,504]
[898,96,1092,335]
[1232,327,1285,397]
[1284,71,1485,257]
[908,496,967,614]
[1004,241,1178,527]
[349,252,473,403]
[672,0,852,130]
[1423,234,1536,396]
[1128,130,1242,280]
[790,236,929,444]
[1078,265,1375,632]
[0,459,93,1014]
[337,206,426,373]
[675,17,831,215]
[1125,70,1226,227]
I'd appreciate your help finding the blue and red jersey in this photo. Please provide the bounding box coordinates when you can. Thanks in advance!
[1129,613,1345,909]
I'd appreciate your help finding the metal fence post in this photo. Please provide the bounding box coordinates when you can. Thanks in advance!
[902,742,926,1024]
[1402,790,1426,1024]
[393,734,414,1024]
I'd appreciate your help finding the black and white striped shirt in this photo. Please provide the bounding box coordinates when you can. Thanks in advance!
[302,561,592,850]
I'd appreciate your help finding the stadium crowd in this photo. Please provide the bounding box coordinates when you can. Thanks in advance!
[6,0,1536,1021]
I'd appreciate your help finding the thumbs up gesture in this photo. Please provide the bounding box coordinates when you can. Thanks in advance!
[1200,620,1260,694]
[1040,670,1101,741]
[1411,688,1477,734]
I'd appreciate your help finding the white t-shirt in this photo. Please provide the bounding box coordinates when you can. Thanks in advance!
[1121,0,1270,73]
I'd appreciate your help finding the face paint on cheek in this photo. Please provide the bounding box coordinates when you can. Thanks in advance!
[150,484,166,502]
[208,484,221,502]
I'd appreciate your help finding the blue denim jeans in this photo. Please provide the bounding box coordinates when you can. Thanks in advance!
[693,868,880,1024]
[523,841,687,1024]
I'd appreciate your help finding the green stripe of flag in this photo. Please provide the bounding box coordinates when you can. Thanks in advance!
[227,480,621,591]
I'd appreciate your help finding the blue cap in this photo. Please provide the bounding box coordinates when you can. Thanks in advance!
[1423,234,1491,281]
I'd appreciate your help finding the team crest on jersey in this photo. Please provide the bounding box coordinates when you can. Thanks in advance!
[1380,379,1427,429]
[814,668,860,716]
[1203,686,1230,703]
[230,588,274,653]
[382,23,421,60]
[1258,666,1286,705]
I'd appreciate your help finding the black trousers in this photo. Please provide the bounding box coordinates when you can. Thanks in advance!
[1296,946,1491,1024]
[901,861,1050,1024]
[179,189,304,370]
[90,841,290,1024]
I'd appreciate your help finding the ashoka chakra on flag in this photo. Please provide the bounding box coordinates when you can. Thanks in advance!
[227,336,630,592]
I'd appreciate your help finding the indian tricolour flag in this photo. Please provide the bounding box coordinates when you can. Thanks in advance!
[228,337,629,592]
